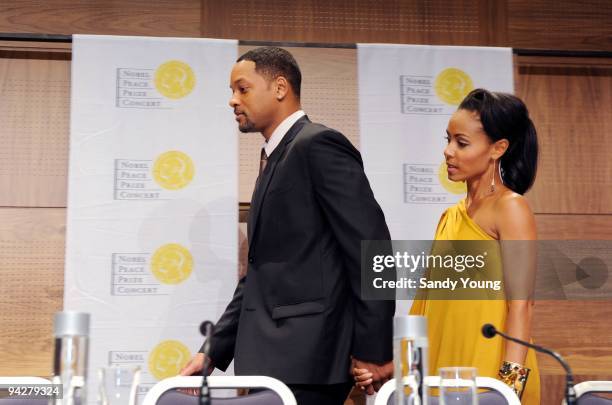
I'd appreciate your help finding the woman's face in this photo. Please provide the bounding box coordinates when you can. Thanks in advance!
[444,109,496,183]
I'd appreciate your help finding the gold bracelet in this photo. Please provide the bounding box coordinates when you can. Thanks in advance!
[498,360,530,399]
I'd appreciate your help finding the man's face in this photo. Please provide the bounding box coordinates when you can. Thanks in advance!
[229,60,277,134]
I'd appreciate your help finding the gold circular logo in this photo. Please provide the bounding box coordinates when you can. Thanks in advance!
[154,60,196,99]
[434,68,474,105]
[438,161,467,195]
[152,151,195,190]
[150,243,194,284]
[148,340,191,380]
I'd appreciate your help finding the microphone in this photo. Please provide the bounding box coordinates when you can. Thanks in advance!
[481,323,497,339]
[482,323,576,405]
[199,321,214,405]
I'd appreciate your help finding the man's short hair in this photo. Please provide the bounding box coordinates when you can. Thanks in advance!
[237,46,302,99]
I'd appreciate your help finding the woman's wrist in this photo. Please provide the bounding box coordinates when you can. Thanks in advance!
[498,360,530,398]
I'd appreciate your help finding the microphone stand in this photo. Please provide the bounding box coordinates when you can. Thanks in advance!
[199,321,214,405]
[482,324,576,405]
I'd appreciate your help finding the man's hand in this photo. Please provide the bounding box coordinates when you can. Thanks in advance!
[180,353,215,376]
[351,358,393,395]
[177,353,215,396]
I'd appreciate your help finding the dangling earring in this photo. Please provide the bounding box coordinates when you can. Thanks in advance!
[498,159,504,185]
[489,159,496,193]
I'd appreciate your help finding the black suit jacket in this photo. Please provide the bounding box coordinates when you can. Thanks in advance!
[205,116,394,384]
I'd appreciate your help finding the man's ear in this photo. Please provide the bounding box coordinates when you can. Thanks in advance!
[275,76,289,101]
[492,138,509,160]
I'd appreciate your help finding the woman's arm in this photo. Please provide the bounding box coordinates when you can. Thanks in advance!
[496,194,537,365]
[504,300,534,363]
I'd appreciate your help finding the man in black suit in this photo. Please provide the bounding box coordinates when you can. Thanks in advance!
[181,47,394,405]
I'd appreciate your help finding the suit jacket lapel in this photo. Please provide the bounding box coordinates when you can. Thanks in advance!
[247,116,310,244]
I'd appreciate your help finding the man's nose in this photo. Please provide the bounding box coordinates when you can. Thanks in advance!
[229,93,238,108]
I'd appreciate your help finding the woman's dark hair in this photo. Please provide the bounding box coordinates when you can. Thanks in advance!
[458,88,538,195]
[237,46,302,99]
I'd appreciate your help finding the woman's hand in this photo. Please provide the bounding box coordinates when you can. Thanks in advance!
[352,367,375,395]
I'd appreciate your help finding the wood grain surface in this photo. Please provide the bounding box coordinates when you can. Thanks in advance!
[0,3,610,401]
[0,208,65,376]
[0,1,201,37]
[508,0,612,51]
[1,1,610,50]
[0,50,70,207]
[203,0,486,45]
[518,62,612,214]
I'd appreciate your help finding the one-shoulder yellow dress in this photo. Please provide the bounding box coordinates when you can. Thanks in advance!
[410,199,540,404]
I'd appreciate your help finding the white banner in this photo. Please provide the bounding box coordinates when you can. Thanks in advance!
[358,44,513,240]
[66,35,238,400]
[358,44,512,320]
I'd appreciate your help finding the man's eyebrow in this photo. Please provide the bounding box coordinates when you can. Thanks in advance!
[231,78,248,88]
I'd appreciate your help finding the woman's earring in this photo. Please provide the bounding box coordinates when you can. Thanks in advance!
[489,160,496,193]
[498,159,504,185]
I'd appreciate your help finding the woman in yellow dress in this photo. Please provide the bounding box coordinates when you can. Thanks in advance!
[355,89,540,403]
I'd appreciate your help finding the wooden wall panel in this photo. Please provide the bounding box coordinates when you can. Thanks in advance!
[534,302,612,403]
[534,213,612,400]
[536,214,612,240]
[0,207,65,376]
[203,0,503,46]
[533,301,612,376]
[0,1,611,394]
[517,60,612,214]
[532,213,612,401]
[0,50,70,207]
[0,1,201,37]
[541,374,612,404]
[508,0,612,51]
[2,0,610,52]
[0,41,71,53]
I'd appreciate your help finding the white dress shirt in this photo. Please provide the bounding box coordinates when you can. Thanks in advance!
[263,110,305,157]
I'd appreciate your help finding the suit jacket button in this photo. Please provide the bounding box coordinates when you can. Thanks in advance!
[248,257,254,263]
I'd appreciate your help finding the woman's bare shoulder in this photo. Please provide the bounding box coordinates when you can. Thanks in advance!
[494,189,531,211]
[493,190,536,239]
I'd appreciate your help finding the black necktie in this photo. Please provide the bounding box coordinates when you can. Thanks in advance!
[254,147,268,192]
[259,147,268,176]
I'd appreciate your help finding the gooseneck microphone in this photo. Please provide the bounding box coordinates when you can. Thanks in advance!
[199,321,214,405]
[482,323,576,405]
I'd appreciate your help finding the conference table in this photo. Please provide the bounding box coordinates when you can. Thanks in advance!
[0,389,525,405]
[2,387,611,404]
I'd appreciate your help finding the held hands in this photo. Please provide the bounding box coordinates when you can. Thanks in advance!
[351,358,393,396]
